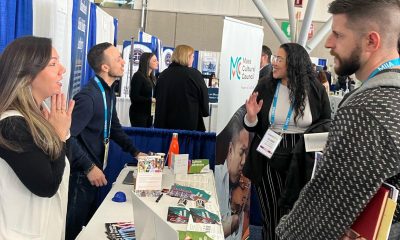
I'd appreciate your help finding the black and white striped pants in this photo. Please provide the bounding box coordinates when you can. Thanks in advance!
[254,133,301,240]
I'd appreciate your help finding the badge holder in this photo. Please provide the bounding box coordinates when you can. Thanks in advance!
[103,138,110,170]
[256,128,282,159]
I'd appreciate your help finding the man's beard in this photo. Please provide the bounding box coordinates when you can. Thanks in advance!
[332,44,361,76]
[108,69,123,78]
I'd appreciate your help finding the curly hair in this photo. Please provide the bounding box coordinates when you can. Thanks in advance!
[274,43,314,123]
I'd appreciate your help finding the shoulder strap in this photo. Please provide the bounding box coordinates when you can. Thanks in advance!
[0,110,23,121]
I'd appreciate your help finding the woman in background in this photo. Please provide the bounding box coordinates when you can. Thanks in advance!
[317,70,330,95]
[0,36,74,239]
[154,45,209,131]
[243,43,330,240]
[129,52,158,127]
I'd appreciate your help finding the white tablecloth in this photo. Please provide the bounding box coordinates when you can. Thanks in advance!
[76,167,223,240]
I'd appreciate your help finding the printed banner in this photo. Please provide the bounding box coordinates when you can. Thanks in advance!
[217,17,263,134]
[215,17,263,240]
[120,41,152,98]
[69,0,90,98]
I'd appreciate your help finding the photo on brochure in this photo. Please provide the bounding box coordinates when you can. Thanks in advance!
[137,156,163,173]
[189,208,221,224]
[167,207,190,224]
[105,222,135,240]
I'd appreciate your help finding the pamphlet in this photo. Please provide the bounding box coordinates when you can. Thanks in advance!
[186,210,224,240]
[173,154,189,174]
[168,184,211,202]
[178,230,214,240]
[105,222,135,240]
[135,156,163,197]
[167,207,190,224]
[304,132,329,152]
[188,159,210,174]
[189,208,220,224]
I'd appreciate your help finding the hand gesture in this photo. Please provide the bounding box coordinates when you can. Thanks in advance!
[42,93,75,141]
[137,152,148,157]
[245,92,263,123]
[87,165,108,187]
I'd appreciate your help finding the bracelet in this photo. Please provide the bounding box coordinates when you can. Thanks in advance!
[84,163,96,175]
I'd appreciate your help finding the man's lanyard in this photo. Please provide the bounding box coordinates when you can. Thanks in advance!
[270,81,294,131]
[94,76,113,144]
[366,58,400,81]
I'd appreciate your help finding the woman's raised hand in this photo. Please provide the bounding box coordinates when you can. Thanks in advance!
[245,92,263,123]
[42,93,75,141]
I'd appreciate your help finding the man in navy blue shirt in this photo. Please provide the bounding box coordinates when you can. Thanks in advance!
[66,42,144,240]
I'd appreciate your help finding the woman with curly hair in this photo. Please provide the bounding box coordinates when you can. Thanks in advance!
[243,43,331,240]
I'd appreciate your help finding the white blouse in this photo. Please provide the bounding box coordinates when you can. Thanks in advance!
[268,84,312,134]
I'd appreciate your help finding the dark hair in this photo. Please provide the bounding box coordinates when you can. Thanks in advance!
[262,45,272,63]
[318,71,328,84]
[328,0,400,47]
[276,43,313,123]
[87,42,113,73]
[323,65,328,71]
[137,52,156,83]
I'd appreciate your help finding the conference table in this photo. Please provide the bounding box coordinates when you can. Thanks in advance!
[76,166,223,240]
[75,167,136,240]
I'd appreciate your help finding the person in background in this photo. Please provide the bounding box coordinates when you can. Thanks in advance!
[244,43,331,240]
[258,45,272,82]
[317,70,330,95]
[276,0,400,239]
[0,36,74,239]
[154,44,209,131]
[323,65,332,87]
[129,52,158,127]
[66,42,145,240]
[335,74,354,92]
[208,72,216,87]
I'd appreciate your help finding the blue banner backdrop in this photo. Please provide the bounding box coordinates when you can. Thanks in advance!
[69,0,90,98]
[82,2,97,88]
[0,0,32,53]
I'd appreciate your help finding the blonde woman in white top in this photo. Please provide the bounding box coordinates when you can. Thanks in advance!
[0,36,74,240]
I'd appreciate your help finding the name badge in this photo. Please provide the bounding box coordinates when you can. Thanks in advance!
[103,140,110,170]
[256,129,282,159]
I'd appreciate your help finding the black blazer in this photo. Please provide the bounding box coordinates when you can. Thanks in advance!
[154,62,210,131]
[243,76,331,183]
[259,64,272,82]
[129,71,154,126]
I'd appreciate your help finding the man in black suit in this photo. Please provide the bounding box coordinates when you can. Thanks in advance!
[258,45,272,82]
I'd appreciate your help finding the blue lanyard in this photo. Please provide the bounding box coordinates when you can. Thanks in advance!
[270,81,294,131]
[94,76,113,143]
[367,58,400,81]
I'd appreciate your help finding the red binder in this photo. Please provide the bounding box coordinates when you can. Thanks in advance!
[351,186,390,240]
